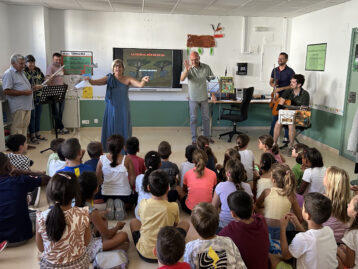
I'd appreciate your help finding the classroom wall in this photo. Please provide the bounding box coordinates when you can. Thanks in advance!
[289,0,358,150]
[0,2,10,72]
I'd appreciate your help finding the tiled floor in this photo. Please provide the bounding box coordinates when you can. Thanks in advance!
[1,127,355,268]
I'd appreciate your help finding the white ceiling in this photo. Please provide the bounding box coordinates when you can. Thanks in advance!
[0,0,351,17]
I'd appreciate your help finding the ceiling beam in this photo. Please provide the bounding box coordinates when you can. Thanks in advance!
[170,0,181,14]
[107,0,113,11]
[142,0,145,12]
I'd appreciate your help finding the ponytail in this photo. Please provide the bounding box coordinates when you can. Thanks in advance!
[46,172,78,242]
[225,159,246,191]
[107,135,124,168]
[197,136,217,163]
[260,153,276,173]
[271,143,279,155]
[192,149,208,178]
[258,134,278,154]
[271,164,296,197]
[142,151,161,193]
[236,134,250,150]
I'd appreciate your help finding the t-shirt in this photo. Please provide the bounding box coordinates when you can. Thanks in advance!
[289,226,338,269]
[292,163,303,186]
[37,207,89,264]
[215,181,253,228]
[219,214,270,269]
[271,66,295,88]
[302,167,326,194]
[161,161,179,187]
[239,149,254,181]
[183,167,217,210]
[342,229,358,269]
[57,163,94,177]
[46,63,64,86]
[184,236,246,269]
[7,152,31,170]
[282,88,310,107]
[127,154,145,178]
[179,161,195,187]
[0,174,41,243]
[137,198,179,259]
[186,62,214,102]
[46,152,65,176]
[257,177,273,198]
[134,174,152,220]
[84,158,99,172]
[158,262,191,269]
[323,216,349,243]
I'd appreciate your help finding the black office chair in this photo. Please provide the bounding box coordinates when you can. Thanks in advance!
[218,87,254,142]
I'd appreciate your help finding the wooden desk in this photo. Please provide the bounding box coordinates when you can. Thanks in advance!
[208,98,271,136]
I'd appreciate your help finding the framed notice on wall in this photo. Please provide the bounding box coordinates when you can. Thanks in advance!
[305,43,327,71]
[61,51,93,75]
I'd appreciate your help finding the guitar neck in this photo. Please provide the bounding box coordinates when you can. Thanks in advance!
[284,105,310,110]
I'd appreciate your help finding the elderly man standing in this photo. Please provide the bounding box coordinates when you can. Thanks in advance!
[2,54,38,137]
[180,51,216,144]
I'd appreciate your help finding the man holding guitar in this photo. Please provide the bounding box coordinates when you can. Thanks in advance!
[273,74,310,151]
[269,52,295,142]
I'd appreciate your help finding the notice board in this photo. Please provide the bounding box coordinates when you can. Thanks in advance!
[61,51,93,75]
[305,43,327,71]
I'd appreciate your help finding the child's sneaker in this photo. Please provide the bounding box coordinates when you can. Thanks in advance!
[0,241,8,253]
[114,199,126,220]
[106,198,115,220]
[29,187,41,207]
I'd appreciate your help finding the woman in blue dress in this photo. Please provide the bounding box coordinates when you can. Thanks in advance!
[85,59,149,151]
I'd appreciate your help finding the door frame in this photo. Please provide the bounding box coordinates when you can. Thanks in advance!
[339,27,358,161]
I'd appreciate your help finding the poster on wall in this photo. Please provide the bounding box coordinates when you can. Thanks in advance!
[305,43,327,71]
[61,51,93,75]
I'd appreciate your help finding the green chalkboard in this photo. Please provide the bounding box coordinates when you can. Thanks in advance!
[305,43,327,71]
[61,51,93,75]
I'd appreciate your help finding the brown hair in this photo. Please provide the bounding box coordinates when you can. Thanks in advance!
[225,159,247,191]
[191,202,219,239]
[158,141,172,159]
[259,134,279,155]
[112,59,124,72]
[271,163,296,197]
[197,136,217,163]
[87,141,103,159]
[192,149,208,178]
[236,134,250,149]
[156,226,186,265]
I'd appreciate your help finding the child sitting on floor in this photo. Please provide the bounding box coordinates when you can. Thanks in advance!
[270,192,338,269]
[84,141,103,171]
[197,135,217,173]
[184,202,246,269]
[216,148,241,182]
[46,138,65,177]
[291,143,308,186]
[36,172,91,268]
[255,153,276,199]
[77,171,129,262]
[5,134,33,170]
[219,191,270,269]
[155,226,190,269]
[125,137,146,177]
[258,134,285,163]
[179,144,196,187]
[236,134,255,182]
[130,170,189,263]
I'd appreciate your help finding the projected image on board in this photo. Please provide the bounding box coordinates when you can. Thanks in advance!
[123,48,173,88]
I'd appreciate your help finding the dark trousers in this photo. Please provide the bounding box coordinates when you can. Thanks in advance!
[51,101,65,130]
[29,103,42,134]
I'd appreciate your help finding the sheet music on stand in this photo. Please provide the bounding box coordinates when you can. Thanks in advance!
[39,85,68,104]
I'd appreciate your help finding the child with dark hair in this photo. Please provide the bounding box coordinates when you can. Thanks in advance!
[197,135,217,173]
[236,133,255,182]
[181,149,217,215]
[155,226,190,269]
[256,153,277,198]
[337,195,358,268]
[135,151,161,220]
[97,134,136,220]
[36,172,91,268]
[270,192,338,269]
[184,202,246,269]
[6,134,32,170]
[291,143,309,186]
[256,164,302,240]
[258,134,285,164]
[125,136,145,177]
[84,141,103,171]
[130,170,189,263]
[0,153,49,246]
[57,138,93,176]
[46,138,66,177]
[179,145,196,187]
[297,147,326,195]
[77,172,129,262]
[216,148,241,182]
[158,141,180,202]
[212,159,253,228]
[219,191,270,269]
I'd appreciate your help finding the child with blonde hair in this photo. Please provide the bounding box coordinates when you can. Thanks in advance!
[338,195,358,269]
[256,163,302,240]
[323,166,351,243]
[180,149,217,215]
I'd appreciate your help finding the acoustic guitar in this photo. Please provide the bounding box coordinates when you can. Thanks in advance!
[272,99,291,116]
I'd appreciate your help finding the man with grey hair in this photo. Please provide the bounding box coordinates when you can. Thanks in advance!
[180,51,216,144]
[2,54,40,137]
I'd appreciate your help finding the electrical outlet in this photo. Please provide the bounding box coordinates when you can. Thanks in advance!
[82,120,90,125]
[94,118,99,124]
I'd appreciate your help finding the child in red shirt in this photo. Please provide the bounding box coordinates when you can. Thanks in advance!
[125,137,145,178]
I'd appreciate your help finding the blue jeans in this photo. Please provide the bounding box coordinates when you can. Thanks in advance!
[28,103,42,135]
[189,99,210,142]
[270,115,288,139]
[51,101,65,130]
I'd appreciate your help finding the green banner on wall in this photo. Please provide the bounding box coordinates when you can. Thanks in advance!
[305,43,327,71]
[61,51,93,75]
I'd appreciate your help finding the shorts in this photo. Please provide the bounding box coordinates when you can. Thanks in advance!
[276,261,293,269]
[87,237,103,262]
[40,252,89,269]
[102,193,137,205]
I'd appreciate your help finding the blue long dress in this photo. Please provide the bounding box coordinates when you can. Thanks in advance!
[101,73,131,151]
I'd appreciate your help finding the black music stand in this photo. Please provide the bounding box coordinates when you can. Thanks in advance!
[39,85,68,154]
